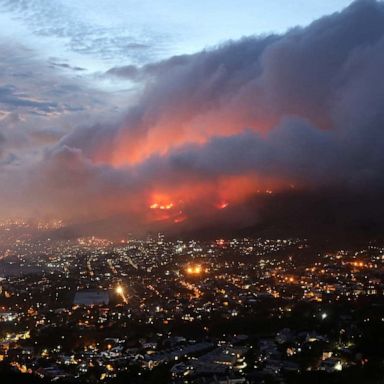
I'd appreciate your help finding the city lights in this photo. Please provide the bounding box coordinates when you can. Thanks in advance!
[186,264,202,275]
[0,228,382,381]
[115,285,128,304]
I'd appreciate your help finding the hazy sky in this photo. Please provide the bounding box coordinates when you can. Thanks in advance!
[0,0,354,74]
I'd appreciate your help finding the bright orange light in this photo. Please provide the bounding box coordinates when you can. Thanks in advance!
[115,285,128,304]
[186,264,202,275]
[149,198,174,211]
[159,203,173,210]
[115,286,124,295]
[149,202,174,210]
[352,261,365,268]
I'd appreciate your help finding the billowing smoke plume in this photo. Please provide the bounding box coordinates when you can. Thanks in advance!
[2,0,384,237]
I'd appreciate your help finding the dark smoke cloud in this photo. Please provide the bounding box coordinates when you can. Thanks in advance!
[3,0,384,238]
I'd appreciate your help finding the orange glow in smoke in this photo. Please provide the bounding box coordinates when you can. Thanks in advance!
[174,214,187,224]
[149,193,175,211]
[85,99,308,226]
[216,201,229,209]
[142,175,296,227]
[161,203,174,210]
[150,202,174,210]
[147,193,182,223]
[100,108,281,167]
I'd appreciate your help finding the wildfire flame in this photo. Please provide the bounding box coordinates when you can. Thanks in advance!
[216,201,229,209]
[174,215,187,224]
[149,202,174,210]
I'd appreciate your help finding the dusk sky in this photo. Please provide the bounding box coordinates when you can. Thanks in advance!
[1,0,384,237]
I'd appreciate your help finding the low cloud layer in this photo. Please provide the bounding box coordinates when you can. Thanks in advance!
[2,0,384,237]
